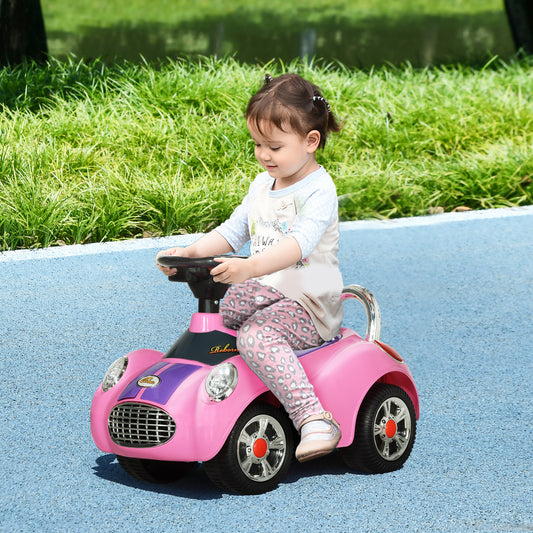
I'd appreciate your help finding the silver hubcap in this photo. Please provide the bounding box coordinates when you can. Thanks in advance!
[373,396,412,461]
[237,414,287,482]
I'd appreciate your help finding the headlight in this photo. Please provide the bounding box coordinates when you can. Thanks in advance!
[102,356,128,392]
[205,362,238,401]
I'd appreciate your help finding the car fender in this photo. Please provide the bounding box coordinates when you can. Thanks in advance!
[299,332,418,447]
[168,356,272,462]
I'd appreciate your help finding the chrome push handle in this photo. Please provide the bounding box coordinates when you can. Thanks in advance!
[341,285,382,342]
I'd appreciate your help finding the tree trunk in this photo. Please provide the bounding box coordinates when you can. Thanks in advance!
[504,0,533,55]
[0,0,48,66]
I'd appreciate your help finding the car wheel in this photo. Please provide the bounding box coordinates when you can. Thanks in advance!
[203,402,294,494]
[116,456,197,483]
[340,383,416,473]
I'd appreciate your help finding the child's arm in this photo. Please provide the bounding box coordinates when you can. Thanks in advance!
[186,231,235,257]
[211,237,302,284]
[156,231,234,276]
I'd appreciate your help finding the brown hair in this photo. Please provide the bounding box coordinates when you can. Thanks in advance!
[246,73,341,149]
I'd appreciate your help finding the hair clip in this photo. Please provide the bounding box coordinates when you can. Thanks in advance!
[313,95,331,113]
[264,73,274,85]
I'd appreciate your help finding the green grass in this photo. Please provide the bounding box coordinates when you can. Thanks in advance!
[42,0,503,31]
[42,0,506,30]
[41,0,515,68]
[1,57,532,250]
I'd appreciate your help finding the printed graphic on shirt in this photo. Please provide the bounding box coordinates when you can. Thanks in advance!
[250,193,296,252]
[250,216,309,270]
[250,215,287,251]
[249,186,311,269]
[296,257,309,269]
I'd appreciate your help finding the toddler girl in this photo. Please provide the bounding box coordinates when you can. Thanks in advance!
[157,73,344,462]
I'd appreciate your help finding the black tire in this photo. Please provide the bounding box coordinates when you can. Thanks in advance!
[203,402,294,494]
[340,384,416,473]
[116,455,197,483]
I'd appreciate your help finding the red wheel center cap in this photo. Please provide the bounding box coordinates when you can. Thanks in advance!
[385,420,397,438]
[253,438,268,458]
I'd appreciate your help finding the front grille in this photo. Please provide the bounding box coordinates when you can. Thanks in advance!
[108,403,176,448]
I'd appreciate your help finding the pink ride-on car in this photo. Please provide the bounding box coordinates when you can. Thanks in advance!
[90,255,419,494]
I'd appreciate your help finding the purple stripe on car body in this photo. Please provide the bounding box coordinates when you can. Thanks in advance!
[295,335,342,358]
[118,362,169,401]
[141,363,201,405]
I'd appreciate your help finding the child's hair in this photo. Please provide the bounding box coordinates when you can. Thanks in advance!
[246,73,341,149]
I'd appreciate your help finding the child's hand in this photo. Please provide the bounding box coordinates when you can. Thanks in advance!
[156,247,188,276]
[211,256,253,285]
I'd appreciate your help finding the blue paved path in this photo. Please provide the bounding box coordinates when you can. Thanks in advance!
[1,207,532,533]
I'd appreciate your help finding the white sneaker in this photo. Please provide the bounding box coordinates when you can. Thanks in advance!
[295,411,341,463]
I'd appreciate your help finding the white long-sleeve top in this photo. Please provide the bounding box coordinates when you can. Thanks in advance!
[215,166,344,341]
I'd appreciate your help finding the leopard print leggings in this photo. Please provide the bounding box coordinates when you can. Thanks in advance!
[220,279,324,429]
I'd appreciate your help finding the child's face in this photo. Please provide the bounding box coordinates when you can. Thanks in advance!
[247,120,320,187]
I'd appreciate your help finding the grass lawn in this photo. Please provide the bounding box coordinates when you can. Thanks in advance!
[41,0,515,68]
[1,56,531,250]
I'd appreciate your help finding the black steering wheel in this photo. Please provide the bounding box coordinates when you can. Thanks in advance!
[156,254,248,278]
[156,254,248,312]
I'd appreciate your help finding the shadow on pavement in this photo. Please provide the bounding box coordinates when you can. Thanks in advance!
[92,451,363,499]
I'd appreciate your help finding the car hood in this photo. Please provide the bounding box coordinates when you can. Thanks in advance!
[117,361,202,405]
